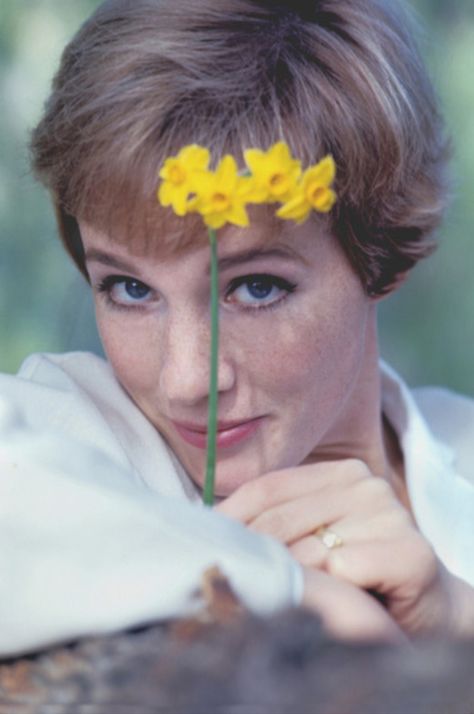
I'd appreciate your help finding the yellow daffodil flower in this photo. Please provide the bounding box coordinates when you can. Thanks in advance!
[244,141,302,203]
[158,144,210,216]
[276,155,337,224]
[190,155,253,229]
[157,143,336,228]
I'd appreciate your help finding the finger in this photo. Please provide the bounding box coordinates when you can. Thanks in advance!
[247,490,348,543]
[289,534,329,568]
[288,511,402,568]
[325,537,437,596]
[289,495,419,567]
[247,474,398,544]
[216,458,370,522]
[218,463,378,537]
[309,508,414,546]
[302,568,405,643]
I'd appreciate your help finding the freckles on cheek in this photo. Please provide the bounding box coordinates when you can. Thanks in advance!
[245,316,320,391]
[311,300,370,411]
[96,315,158,393]
[252,296,367,407]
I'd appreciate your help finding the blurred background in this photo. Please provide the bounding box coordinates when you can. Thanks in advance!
[1,0,473,395]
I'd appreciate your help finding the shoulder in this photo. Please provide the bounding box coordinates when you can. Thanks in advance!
[1,352,197,498]
[1,351,122,416]
[412,385,474,484]
[4,350,128,408]
[16,350,114,388]
[0,351,129,452]
[412,385,474,445]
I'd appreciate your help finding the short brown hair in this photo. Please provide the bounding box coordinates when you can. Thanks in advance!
[30,0,450,295]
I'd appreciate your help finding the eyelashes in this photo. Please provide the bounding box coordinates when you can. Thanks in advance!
[225,274,297,311]
[96,275,154,311]
[95,272,297,313]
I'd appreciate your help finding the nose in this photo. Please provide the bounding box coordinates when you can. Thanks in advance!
[158,309,235,407]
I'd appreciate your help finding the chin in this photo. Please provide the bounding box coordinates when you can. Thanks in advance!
[185,459,261,498]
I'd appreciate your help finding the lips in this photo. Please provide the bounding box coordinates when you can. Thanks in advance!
[171,417,262,449]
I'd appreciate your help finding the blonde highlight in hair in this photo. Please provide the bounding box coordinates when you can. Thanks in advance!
[31,0,450,294]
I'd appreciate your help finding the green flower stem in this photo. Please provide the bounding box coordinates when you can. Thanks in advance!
[204,228,219,506]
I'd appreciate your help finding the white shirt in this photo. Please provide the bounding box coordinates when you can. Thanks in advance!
[381,362,473,584]
[0,352,472,655]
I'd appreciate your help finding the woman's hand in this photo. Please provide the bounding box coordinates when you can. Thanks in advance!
[217,459,473,637]
[300,566,404,642]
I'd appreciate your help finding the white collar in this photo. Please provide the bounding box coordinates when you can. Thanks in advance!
[381,361,473,584]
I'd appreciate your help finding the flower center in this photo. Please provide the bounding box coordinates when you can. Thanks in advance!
[211,192,230,210]
[269,173,290,196]
[306,183,325,205]
[169,165,186,184]
[270,173,285,187]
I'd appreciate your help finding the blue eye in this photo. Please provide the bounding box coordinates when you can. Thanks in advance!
[97,275,154,308]
[122,280,150,300]
[226,274,297,310]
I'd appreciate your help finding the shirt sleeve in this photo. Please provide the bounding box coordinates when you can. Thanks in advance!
[0,392,303,657]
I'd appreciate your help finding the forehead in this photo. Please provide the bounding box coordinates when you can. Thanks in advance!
[80,210,339,286]
[80,203,315,263]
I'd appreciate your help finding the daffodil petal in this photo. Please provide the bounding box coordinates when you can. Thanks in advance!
[158,181,182,207]
[271,141,291,164]
[158,181,173,206]
[236,176,257,198]
[159,158,176,181]
[179,144,210,171]
[192,170,217,197]
[276,194,311,223]
[186,195,200,212]
[305,155,336,187]
[246,185,270,203]
[244,148,265,175]
[187,168,208,192]
[312,187,337,213]
[227,203,250,228]
[216,155,239,189]
[172,187,192,216]
[203,212,227,229]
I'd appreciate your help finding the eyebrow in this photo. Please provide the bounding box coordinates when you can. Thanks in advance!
[84,249,140,273]
[216,246,308,272]
[84,245,308,274]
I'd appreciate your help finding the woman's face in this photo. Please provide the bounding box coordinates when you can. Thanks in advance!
[82,218,374,496]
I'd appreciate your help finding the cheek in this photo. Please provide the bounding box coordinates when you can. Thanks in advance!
[95,310,160,395]
[227,313,309,393]
[234,287,369,415]
[241,305,363,383]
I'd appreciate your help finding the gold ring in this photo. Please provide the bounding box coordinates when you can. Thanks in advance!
[313,526,343,550]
